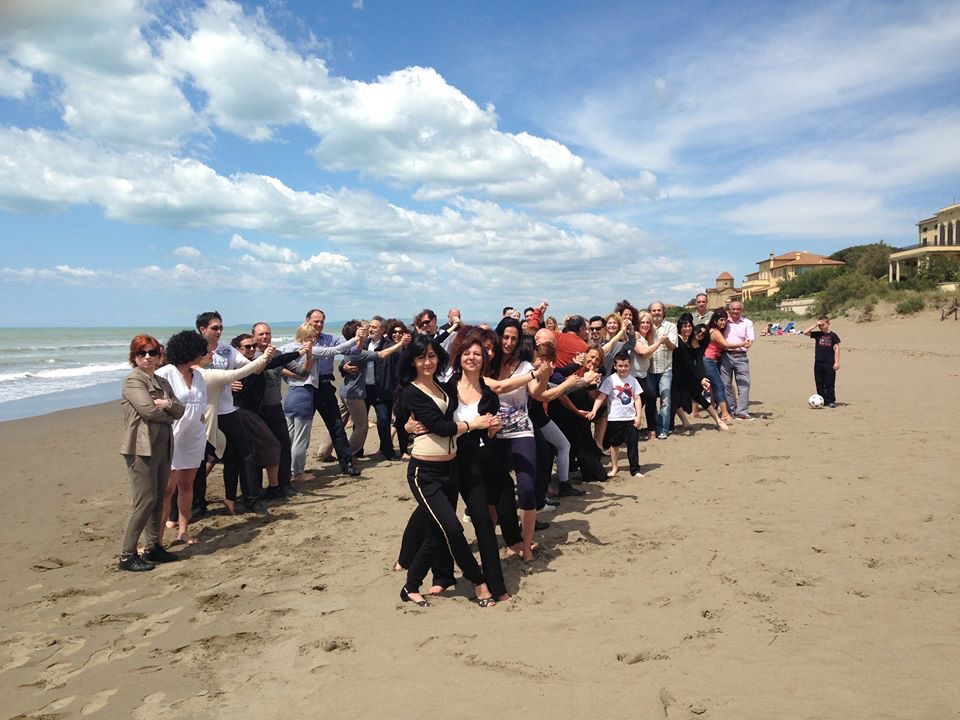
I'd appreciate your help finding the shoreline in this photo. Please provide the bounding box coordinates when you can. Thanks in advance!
[2,313,959,718]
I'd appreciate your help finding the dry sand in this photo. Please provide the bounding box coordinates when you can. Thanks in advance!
[2,311,959,719]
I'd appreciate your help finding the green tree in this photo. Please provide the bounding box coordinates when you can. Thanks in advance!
[855,244,891,279]
[777,267,844,299]
[916,255,960,284]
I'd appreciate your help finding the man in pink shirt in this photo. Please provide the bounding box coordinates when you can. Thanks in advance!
[720,300,755,420]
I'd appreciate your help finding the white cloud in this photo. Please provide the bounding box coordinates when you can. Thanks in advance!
[229,234,300,262]
[173,245,206,261]
[0,58,31,98]
[0,0,201,148]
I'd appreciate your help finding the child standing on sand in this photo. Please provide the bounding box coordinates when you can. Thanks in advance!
[587,350,644,477]
[803,315,841,408]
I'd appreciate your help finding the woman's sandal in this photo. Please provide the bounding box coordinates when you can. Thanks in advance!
[475,596,496,608]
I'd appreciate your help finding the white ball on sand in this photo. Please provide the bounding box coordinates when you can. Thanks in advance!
[808,394,825,409]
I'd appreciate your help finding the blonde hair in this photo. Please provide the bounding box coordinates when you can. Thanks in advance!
[636,311,655,342]
[294,321,317,343]
[604,312,623,335]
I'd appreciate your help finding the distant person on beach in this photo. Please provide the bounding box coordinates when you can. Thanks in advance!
[305,309,365,477]
[119,334,184,571]
[720,300,755,421]
[155,330,211,545]
[282,322,318,483]
[231,333,309,500]
[803,316,841,408]
[647,301,678,440]
[251,322,298,496]
[336,319,409,456]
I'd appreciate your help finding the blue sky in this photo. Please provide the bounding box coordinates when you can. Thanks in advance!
[1,0,958,327]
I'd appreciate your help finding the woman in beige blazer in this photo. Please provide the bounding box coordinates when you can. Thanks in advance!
[119,335,184,572]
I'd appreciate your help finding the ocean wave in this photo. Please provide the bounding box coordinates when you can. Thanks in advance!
[0,362,129,384]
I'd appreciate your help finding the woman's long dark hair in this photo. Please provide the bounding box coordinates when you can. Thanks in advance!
[493,317,532,376]
[395,333,448,395]
[706,309,729,334]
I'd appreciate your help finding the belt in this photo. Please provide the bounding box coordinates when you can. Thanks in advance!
[319,374,336,382]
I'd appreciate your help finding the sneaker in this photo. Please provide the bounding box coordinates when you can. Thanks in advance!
[119,554,155,572]
[630,471,645,477]
[543,497,560,507]
[558,483,586,497]
[534,520,550,531]
[141,545,179,563]
[537,503,556,515]
[657,432,668,440]
[827,403,837,409]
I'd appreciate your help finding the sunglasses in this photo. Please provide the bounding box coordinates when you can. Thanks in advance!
[240,344,257,350]
[589,327,603,332]
[136,348,161,358]
[391,329,403,334]
[207,325,223,331]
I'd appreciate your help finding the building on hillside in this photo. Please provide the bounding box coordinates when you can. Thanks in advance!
[888,203,960,282]
[740,251,845,300]
[700,271,742,310]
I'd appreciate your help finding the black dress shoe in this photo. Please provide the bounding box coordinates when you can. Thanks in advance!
[534,520,550,531]
[343,463,362,477]
[263,486,284,500]
[280,484,299,497]
[191,505,208,518]
[244,501,270,515]
[141,545,179,563]
[558,483,586,497]
[119,554,155,572]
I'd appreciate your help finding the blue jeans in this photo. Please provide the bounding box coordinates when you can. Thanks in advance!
[703,357,726,406]
[647,369,673,435]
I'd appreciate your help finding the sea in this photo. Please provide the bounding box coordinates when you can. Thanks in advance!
[0,323,341,422]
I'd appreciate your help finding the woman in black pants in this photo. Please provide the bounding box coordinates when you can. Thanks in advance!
[395,334,496,608]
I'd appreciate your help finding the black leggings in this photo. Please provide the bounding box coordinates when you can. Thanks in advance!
[493,436,537,510]
[219,411,258,503]
[637,375,658,430]
[403,458,484,593]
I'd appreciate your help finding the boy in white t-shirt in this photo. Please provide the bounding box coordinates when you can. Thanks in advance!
[587,350,644,477]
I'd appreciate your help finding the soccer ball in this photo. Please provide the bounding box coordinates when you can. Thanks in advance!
[808,394,825,409]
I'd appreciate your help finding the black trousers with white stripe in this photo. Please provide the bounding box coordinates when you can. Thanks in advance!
[403,458,484,593]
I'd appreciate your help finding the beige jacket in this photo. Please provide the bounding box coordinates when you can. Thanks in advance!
[199,352,271,458]
[119,368,185,457]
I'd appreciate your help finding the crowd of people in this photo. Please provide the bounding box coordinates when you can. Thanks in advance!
[117,298,759,601]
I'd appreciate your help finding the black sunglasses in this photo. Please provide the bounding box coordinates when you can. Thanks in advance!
[136,348,161,358]
[240,344,257,350]
[207,325,223,331]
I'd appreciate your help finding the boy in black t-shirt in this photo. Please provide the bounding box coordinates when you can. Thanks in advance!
[803,316,841,407]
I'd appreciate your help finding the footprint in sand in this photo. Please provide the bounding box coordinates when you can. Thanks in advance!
[123,606,183,639]
[81,688,119,715]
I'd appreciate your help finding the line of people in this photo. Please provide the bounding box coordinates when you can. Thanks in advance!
[117,298,755,582]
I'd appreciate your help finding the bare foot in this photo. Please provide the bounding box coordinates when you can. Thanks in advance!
[718,420,730,431]
[178,532,199,545]
[165,520,177,529]
[427,584,453,596]
[721,415,735,424]
[221,498,237,515]
[607,469,619,478]
[681,422,693,430]
[393,562,404,572]
[505,542,538,559]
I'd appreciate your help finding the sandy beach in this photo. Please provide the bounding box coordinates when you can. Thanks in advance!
[2,311,958,720]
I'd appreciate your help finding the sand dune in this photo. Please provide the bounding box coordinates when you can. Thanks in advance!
[2,312,958,719]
